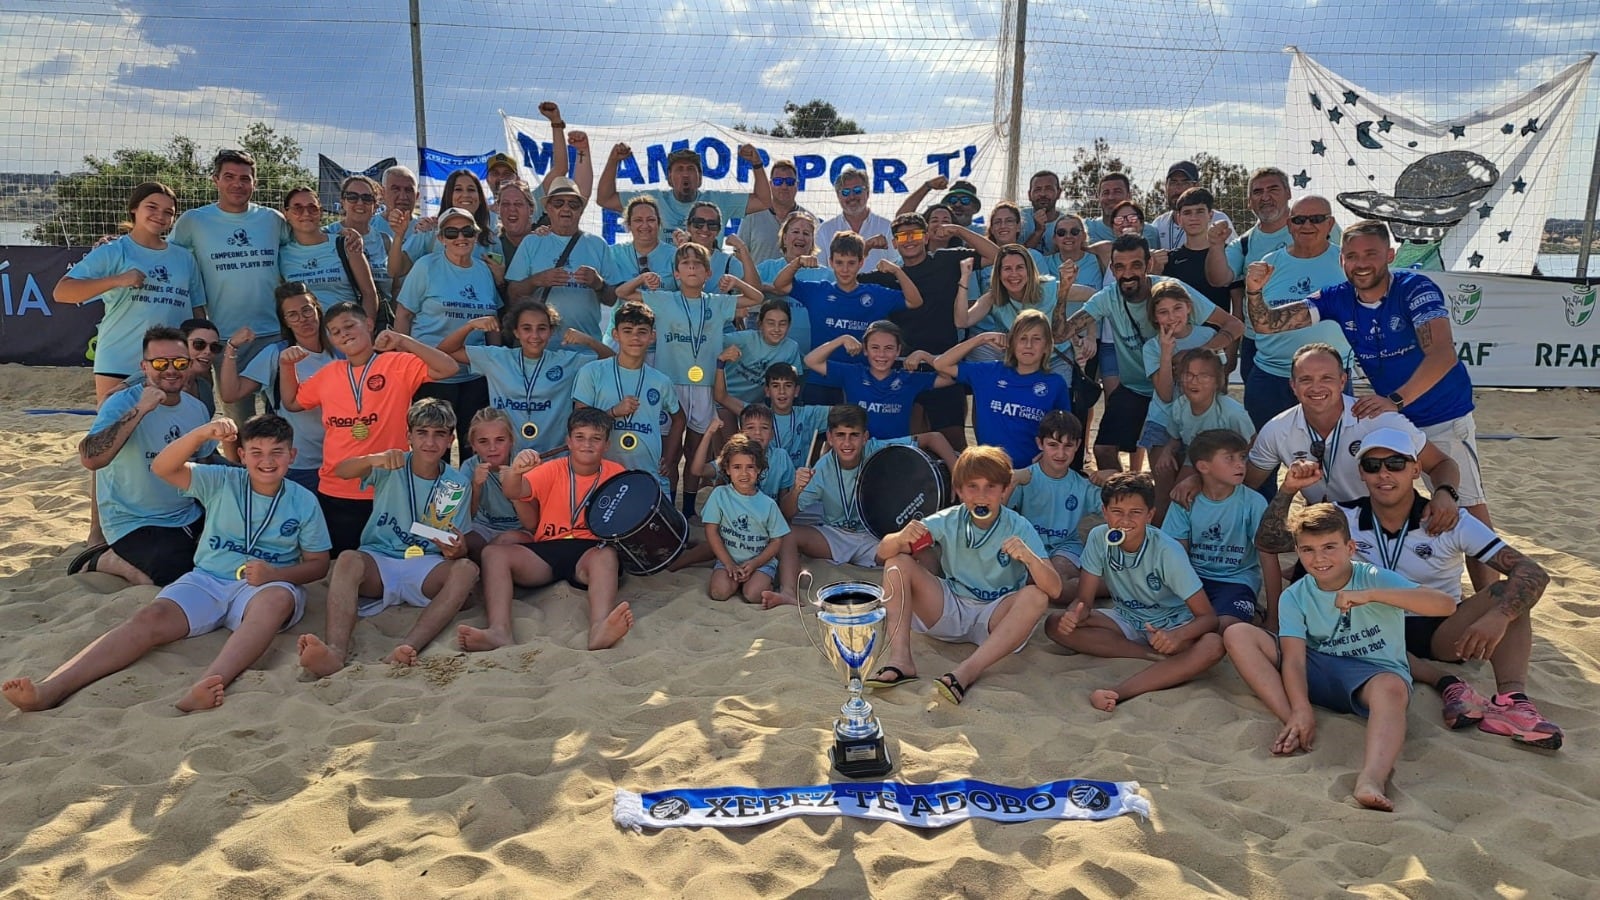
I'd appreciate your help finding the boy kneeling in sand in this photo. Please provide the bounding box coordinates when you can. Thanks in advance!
[869,445,1057,705]
[298,399,477,676]
[6,415,331,713]
[1223,503,1453,811]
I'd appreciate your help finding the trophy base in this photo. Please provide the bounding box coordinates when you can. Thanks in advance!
[830,735,894,779]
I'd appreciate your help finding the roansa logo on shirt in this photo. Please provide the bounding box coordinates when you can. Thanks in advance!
[328,412,380,428]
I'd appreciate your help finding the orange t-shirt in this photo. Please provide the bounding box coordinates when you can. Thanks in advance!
[298,351,432,499]
[522,457,625,541]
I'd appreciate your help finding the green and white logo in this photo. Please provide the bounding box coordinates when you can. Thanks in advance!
[1448,283,1482,325]
[1563,284,1595,328]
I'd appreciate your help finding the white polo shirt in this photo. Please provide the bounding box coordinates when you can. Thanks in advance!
[1249,396,1425,504]
[1339,495,1504,604]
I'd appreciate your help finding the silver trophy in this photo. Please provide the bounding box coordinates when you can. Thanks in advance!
[797,567,905,779]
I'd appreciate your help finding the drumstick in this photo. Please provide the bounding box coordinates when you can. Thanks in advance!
[806,427,822,467]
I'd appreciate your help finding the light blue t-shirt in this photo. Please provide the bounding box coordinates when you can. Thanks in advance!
[1223,221,1340,279]
[706,248,745,282]
[1080,524,1204,631]
[279,236,356,306]
[68,235,206,376]
[722,331,803,404]
[771,405,830,468]
[1160,485,1266,591]
[756,260,824,351]
[701,485,790,564]
[633,188,749,232]
[1168,394,1256,447]
[977,278,1058,335]
[1278,561,1417,683]
[461,456,522,535]
[924,505,1047,603]
[183,464,331,580]
[1254,243,1354,377]
[326,218,393,298]
[89,387,213,543]
[639,290,740,387]
[1041,251,1102,289]
[608,241,679,292]
[241,342,334,472]
[169,203,286,337]
[1081,279,1219,397]
[1006,465,1101,559]
[1141,329,1220,433]
[573,358,680,475]
[797,436,912,532]
[506,231,626,341]
[360,455,470,560]
[465,345,592,453]
[709,442,796,500]
[395,252,502,383]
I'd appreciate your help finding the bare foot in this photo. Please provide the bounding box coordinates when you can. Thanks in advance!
[386,644,419,667]
[760,590,797,610]
[589,601,634,650]
[1354,779,1394,812]
[1090,689,1119,712]
[297,634,346,677]
[175,675,226,712]
[2,677,54,712]
[457,623,511,652]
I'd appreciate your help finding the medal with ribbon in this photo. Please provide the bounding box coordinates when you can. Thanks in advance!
[236,479,285,579]
[347,355,377,441]
[519,351,549,442]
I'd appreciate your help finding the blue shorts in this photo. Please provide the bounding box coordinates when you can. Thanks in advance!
[1295,646,1407,718]
[714,558,779,581]
[1201,578,1258,622]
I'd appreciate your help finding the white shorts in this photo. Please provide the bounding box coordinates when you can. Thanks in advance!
[912,580,1018,648]
[813,524,880,567]
[1420,413,1487,507]
[675,384,717,433]
[161,569,306,637]
[1050,547,1082,568]
[1099,607,1152,646]
[358,552,447,617]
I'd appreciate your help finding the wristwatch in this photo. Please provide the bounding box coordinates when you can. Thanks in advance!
[1436,484,1460,502]
[1386,391,1405,408]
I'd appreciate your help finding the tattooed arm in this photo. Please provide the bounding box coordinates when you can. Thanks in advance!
[79,387,162,470]
[1242,261,1315,334]
[1051,305,1096,348]
[1453,543,1550,661]
[1254,459,1324,553]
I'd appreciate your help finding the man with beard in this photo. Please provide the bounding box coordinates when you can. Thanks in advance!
[506,178,624,342]
[1086,173,1160,246]
[736,158,808,264]
[597,144,771,232]
[818,167,896,269]
[1205,167,1303,384]
[1151,161,1232,253]
[1019,170,1066,251]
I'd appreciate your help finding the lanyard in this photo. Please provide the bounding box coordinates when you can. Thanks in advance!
[518,351,549,410]
[612,361,647,407]
[241,481,285,557]
[961,506,1000,551]
[1374,518,1412,572]
[1108,528,1150,572]
[568,463,605,534]
[406,453,445,525]
[831,453,861,526]
[1305,415,1341,484]
[346,354,377,412]
[677,293,710,360]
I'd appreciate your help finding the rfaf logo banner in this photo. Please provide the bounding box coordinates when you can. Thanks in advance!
[1564,284,1595,328]
[1448,282,1482,325]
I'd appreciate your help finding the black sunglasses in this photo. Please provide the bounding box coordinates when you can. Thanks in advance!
[190,339,225,354]
[687,217,721,229]
[1054,226,1083,237]
[1290,214,1331,226]
[440,225,479,239]
[342,192,376,204]
[1359,454,1413,473]
[771,176,797,187]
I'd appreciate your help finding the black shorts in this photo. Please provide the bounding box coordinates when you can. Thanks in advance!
[914,384,969,432]
[112,519,203,586]
[318,493,374,558]
[1096,387,1152,451]
[525,538,606,589]
[414,376,489,461]
[1405,614,1452,661]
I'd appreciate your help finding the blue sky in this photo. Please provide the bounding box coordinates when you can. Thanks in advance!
[4,0,1598,215]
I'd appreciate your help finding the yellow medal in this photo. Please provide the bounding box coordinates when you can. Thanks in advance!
[619,432,639,451]
[687,365,705,384]
[351,421,370,441]
[235,564,248,580]
[404,544,424,559]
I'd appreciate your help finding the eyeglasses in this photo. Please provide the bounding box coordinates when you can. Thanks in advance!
[1055,226,1083,237]
[1290,214,1331,226]
[771,177,797,187]
[1113,214,1141,223]
[283,304,319,323]
[440,225,479,239]
[947,196,976,207]
[687,217,721,230]
[837,186,866,197]
[546,197,581,210]
[288,203,321,214]
[341,192,376,204]
[190,339,225,354]
[893,230,926,242]
[1359,454,1413,473]
[145,356,192,371]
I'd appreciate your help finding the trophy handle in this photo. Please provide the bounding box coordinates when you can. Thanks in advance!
[794,569,831,661]
[883,563,910,646]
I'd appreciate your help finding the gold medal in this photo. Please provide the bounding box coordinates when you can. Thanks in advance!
[687,365,705,383]
[235,564,248,580]
[404,544,424,559]
[521,422,538,441]
[619,432,639,451]
[351,421,370,441]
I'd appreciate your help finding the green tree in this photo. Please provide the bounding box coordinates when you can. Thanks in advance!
[29,123,313,245]
[737,100,864,139]
[1062,138,1144,220]
[1136,152,1253,228]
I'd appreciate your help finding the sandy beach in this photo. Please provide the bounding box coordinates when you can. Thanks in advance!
[1,362,1597,898]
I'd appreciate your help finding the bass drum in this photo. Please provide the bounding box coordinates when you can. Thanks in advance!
[586,470,689,575]
[857,444,951,538]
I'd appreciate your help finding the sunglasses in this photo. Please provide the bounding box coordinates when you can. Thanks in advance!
[440,225,479,239]
[145,356,192,371]
[546,197,581,210]
[1290,214,1331,226]
[190,339,225,354]
[1055,226,1083,237]
[341,191,376,204]
[1359,454,1413,473]
[1113,214,1141,223]
[837,186,866,197]
[893,230,927,242]
[771,176,797,187]
[947,196,976,207]
[687,217,721,230]
[288,203,322,214]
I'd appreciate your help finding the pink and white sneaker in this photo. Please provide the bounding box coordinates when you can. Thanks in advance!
[1479,692,1563,750]
[1440,680,1488,730]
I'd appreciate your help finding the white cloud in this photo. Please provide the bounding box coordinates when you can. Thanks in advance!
[760,59,800,91]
